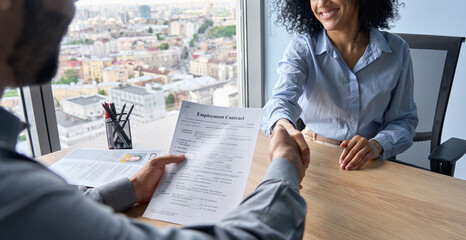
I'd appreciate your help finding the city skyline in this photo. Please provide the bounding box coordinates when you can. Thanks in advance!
[76,0,233,6]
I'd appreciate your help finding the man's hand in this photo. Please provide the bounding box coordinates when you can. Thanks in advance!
[270,124,309,181]
[339,135,382,170]
[130,155,186,203]
[275,119,311,167]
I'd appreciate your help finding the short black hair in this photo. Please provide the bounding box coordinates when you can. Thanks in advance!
[272,0,403,35]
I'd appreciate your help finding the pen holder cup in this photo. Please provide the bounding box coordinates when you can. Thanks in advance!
[105,118,132,149]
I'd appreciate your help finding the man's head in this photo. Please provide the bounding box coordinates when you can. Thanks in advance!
[0,0,75,90]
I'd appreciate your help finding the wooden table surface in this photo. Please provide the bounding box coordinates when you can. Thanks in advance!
[38,114,466,239]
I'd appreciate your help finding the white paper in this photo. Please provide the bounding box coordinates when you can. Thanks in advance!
[49,148,161,187]
[143,101,263,225]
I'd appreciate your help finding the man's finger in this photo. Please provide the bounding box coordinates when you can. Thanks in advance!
[151,155,186,166]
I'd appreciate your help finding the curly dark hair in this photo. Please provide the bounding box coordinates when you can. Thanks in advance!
[272,0,403,35]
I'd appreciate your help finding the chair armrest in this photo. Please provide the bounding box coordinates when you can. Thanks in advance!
[428,137,466,164]
[414,131,432,142]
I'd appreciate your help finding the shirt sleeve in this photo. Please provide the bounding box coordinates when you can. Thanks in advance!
[372,44,419,159]
[75,178,137,212]
[1,156,306,240]
[261,37,310,136]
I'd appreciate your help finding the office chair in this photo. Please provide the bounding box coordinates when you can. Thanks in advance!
[391,33,466,176]
[295,33,466,176]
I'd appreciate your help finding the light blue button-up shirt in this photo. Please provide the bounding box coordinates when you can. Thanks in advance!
[262,28,418,159]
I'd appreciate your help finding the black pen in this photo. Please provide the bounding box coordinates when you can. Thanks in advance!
[118,103,126,122]
[110,102,116,116]
[120,104,134,131]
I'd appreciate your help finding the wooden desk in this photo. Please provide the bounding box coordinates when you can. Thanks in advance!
[38,115,466,239]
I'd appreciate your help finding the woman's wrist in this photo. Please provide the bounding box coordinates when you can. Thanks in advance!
[369,139,383,156]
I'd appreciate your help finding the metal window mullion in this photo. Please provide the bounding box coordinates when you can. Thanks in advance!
[22,83,60,157]
[243,0,265,108]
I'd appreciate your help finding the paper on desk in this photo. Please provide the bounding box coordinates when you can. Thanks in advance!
[143,101,263,225]
[49,148,161,187]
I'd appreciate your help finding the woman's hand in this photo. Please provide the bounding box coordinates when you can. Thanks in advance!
[339,135,382,170]
[274,119,310,168]
[130,155,186,203]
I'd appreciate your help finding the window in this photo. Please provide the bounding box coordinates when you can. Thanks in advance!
[0,88,33,157]
[50,0,246,150]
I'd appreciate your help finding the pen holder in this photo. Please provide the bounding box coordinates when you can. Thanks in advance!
[105,117,132,149]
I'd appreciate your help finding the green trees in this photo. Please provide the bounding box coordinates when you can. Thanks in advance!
[156,33,164,40]
[165,93,175,108]
[190,33,199,47]
[157,43,169,50]
[54,69,78,85]
[198,20,213,34]
[206,25,236,39]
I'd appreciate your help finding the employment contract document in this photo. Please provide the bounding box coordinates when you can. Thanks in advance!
[143,101,263,225]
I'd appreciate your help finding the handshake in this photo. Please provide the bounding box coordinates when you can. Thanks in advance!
[270,124,310,182]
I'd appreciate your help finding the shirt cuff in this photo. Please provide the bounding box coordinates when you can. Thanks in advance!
[263,113,296,136]
[372,135,392,160]
[263,158,300,191]
[96,178,137,212]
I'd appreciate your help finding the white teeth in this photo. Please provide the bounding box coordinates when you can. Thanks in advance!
[322,11,336,17]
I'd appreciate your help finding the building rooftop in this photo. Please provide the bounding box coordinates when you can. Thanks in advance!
[55,109,92,128]
[64,95,107,106]
[162,76,217,92]
[113,85,150,96]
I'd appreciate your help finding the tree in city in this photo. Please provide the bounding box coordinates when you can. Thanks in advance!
[55,69,78,85]
[157,43,169,50]
[98,89,107,96]
[184,47,189,59]
[84,39,94,45]
[198,19,213,34]
[165,93,175,108]
[148,27,153,34]
[156,33,164,40]
[206,25,236,39]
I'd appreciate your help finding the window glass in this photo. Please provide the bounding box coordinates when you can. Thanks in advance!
[53,0,240,149]
[0,88,34,157]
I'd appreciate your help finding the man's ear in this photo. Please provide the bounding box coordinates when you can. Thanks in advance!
[0,0,12,11]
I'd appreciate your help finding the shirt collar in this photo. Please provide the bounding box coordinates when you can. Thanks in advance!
[0,107,28,150]
[315,29,332,56]
[368,28,392,54]
[315,28,392,56]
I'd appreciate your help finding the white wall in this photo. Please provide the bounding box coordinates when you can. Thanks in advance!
[264,0,466,179]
